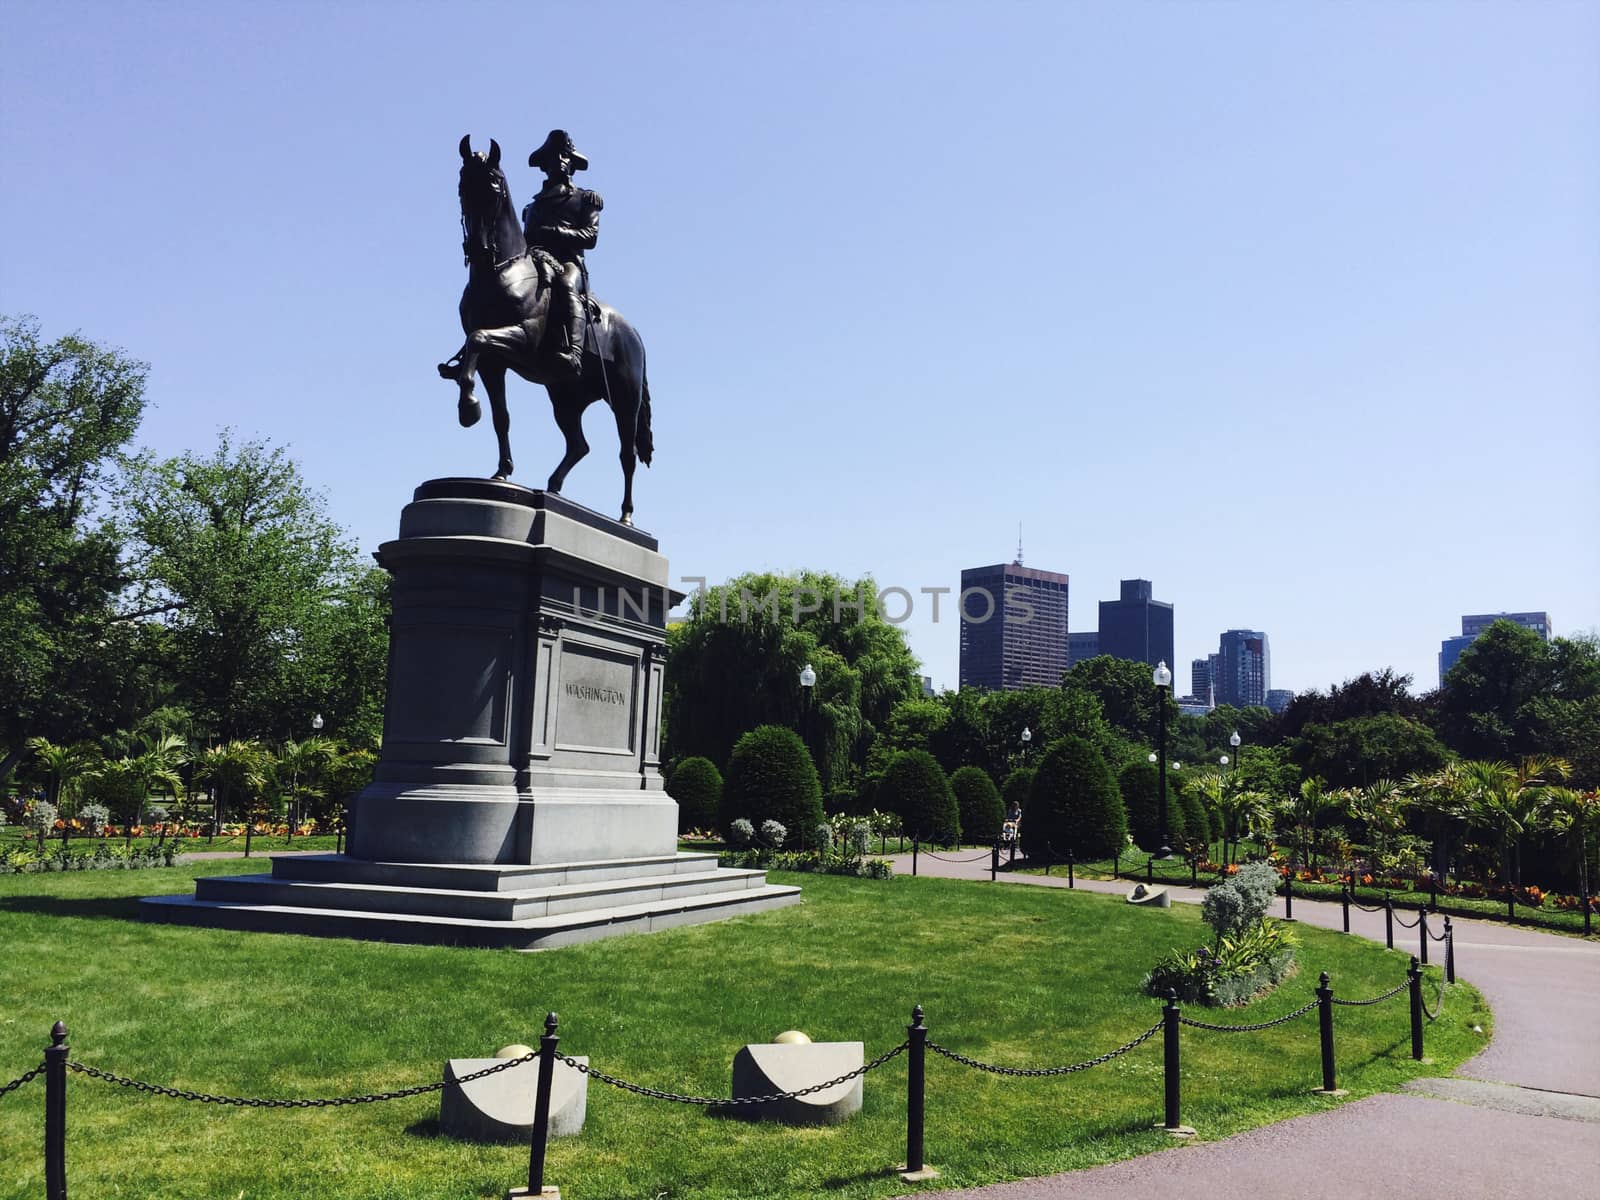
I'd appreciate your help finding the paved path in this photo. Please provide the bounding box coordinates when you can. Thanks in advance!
[887,851,1600,1197]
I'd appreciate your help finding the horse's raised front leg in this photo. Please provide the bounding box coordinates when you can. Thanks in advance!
[545,388,590,494]
[437,338,481,427]
[479,362,514,480]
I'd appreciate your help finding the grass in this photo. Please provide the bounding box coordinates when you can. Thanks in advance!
[0,861,1488,1200]
[1,828,342,857]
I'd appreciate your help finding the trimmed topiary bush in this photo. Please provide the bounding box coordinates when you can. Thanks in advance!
[950,767,1004,843]
[1179,784,1213,845]
[667,756,722,834]
[721,725,824,847]
[1022,736,1126,860]
[1117,761,1160,850]
[877,750,960,845]
[1001,767,1035,817]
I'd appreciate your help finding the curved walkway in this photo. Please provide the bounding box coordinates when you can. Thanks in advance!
[888,851,1600,1198]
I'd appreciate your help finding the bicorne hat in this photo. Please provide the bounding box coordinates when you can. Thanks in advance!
[528,129,588,173]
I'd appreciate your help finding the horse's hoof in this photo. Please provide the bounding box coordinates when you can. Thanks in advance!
[458,398,481,428]
[494,460,514,480]
[436,361,456,380]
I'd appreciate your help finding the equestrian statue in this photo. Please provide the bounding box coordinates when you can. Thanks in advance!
[437,131,652,525]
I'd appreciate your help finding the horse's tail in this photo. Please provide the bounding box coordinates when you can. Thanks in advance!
[636,372,654,467]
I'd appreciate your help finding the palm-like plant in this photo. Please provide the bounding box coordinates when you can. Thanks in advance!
[1278,778,1342,871]
[195,741,268,846]
[1540,786,1599,913]
[1458,756,1570,889]
[24,738,95,814]
[273,736,335,841]
[1342,778,1412,864]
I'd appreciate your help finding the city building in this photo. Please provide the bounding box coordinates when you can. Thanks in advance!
[1265,689,1294,715]
[1214,629,1270,708]
[958,561,1070,691]
[1190,658,1213,706]
[1067,630,1099,668]
[1439,612,1552,685]
[1097,579,1175,676]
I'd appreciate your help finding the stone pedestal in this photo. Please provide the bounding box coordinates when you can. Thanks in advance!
[350,479,679,866]
[142,480,801,947]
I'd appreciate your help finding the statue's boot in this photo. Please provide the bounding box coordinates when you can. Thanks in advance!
[556,289,586,376]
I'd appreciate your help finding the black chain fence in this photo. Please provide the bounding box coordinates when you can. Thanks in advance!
[926,1019,1164,1077]
[1421,975,1448,1022]
[1178,998,1321,1033]
[1331,979,1410,1007]
[0,1063,43,1100]
[919,849,994,864]
[557,1042,908,1107]
[65,1050,536,1108]
[1392,910,1423,929]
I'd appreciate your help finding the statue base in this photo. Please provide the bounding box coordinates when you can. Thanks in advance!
[143,480,800,947]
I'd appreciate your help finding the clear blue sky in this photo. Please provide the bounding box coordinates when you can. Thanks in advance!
[3,1,1596,695]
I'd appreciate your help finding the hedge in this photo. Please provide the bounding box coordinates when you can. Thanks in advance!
[878,750,960,845]
[950,766,1004,842]
[667,756,722,834]
[720,725,824,847]
[1023,735,1126,860]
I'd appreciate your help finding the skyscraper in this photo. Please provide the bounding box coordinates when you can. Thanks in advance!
[1190,658,1212,705]
[1097,579,1174,675]
[1067,630,1100,668]
[958,562,1070,691]
[1215,629,1270,708]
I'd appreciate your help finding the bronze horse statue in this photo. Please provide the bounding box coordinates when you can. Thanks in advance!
[437,136,652,524]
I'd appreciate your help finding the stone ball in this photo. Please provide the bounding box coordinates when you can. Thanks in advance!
[496,1044,535,1059]
[772,1030,812,1045]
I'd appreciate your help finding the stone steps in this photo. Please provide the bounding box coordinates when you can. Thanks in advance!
[189,866,770,921]
[139,851,802,949]
[140,881,803,950]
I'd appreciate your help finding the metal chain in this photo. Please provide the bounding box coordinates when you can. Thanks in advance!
[1179,998,1320,1032]
[65,1050,536,1107]
[1351,899,1389,913]
[920,850,994,864]
[1426,924,1448,942]
[926,1018,1163,1077]
[1422,975,1447,1022]
[557,1041,907,1107]
[0,1064,44,1100]
[1392,911,1423,929]
[1331,979,1410,1007]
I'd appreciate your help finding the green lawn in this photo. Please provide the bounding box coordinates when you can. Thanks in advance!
[0,861,1487,1200]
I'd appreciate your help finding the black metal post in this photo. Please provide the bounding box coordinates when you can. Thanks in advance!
[1444,916,1455,984]
[1507,887,1515,923]
[526,1012,559,1196]
[1067,849,1074,889]
[1190,857,1198,886]
[1112,850,1120,880]
[906,1004,927,1175]
[1147,856,1155,884]
[912,839,918,876]
[1162,990,1182,1130]
[1429,875,1438,909]
[1384,893,1394,950]
[1316,972,1336,1092]
[990,840,998,882]
[1408,957,1424,1061]
[45,1020,67,1200]
[1341,882,1350,933]
[1419,907,1429,966]
[1284,874,1294,921]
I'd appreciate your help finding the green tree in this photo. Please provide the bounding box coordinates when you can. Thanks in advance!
[119,433,385,742]
[273,736,335,840]
[195,740,268,842]
[22,737,96,814]
[667,756,722,834]
[1439,623,1600,762]
[1023,736,1125,860]
[878,750,959,845]
[665,571,922,793]
[949,766,1003,842]
[1457,756,1568,888]
[721,725,825,846]
[1063,655,1175,746]
[1001,766,1035,817]
[0,317,154,775]
[1289,714,1447,788]
[1117,760,1161,850]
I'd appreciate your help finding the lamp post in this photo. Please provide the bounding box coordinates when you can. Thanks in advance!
[1153,661,1172,857]
[1020,725,1032,764]
[798,661,816,758]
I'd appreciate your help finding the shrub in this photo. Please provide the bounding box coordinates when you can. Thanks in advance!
[1117,761,1160,849]
[1001,767,1035,816]
[78,803,111,836]
[759,820,788,849]
[667,756,722,834]
[877,750,959,845]
[728,818,755,848]
[950,767,1004,842]
[1201,861,1280,943]
[721,725,824,846]
[1022,736,1126,860]
[1179,785,1212,844]
[1145,921,1298,1006]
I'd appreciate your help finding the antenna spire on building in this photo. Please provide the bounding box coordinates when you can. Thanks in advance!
[1015,522,1023,566]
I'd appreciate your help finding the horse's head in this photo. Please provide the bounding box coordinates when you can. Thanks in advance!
[457,135,522,267]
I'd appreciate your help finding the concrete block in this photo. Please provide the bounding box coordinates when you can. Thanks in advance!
[439,1055,588,1143]
[729,1042,863,1125]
